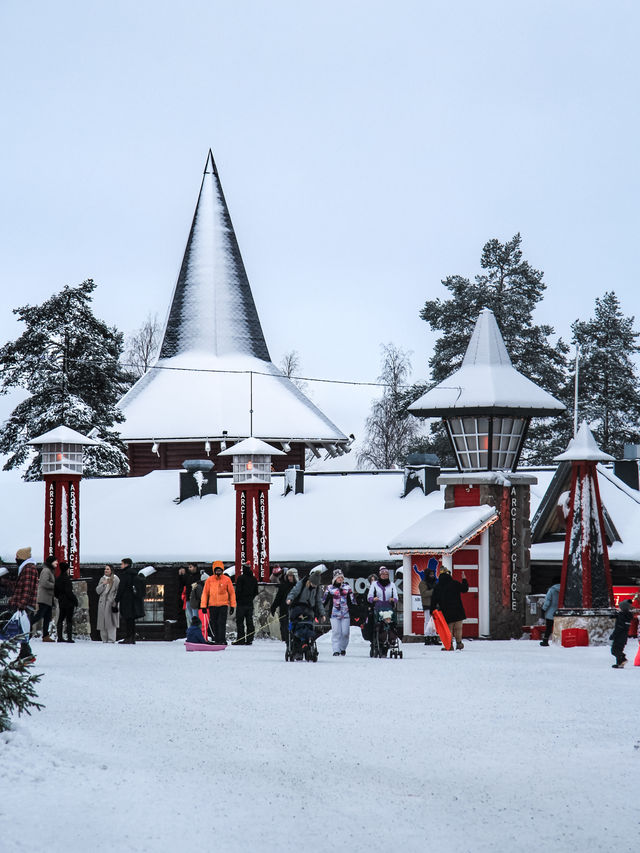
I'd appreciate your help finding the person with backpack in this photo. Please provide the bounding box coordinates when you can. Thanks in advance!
[286,568,326,657]
[54,561,78,643]
[323,569,356,656]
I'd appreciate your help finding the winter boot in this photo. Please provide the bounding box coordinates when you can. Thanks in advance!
[42,635,55,643]
[540,639,549,647]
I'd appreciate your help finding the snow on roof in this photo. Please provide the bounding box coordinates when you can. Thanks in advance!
[387,505,498,554]
[117,151,348,446]
[0,470,440,564]
[409,309,565,417]
[554,421,614,462]
[28,425,101,446]
[218,436,286,456]
[118,352,348,443]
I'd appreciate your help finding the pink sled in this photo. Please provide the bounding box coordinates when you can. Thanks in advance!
[185,642,226,652]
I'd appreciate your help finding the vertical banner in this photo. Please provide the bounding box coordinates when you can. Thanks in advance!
[235,484,271,581]
[43,476,82,578]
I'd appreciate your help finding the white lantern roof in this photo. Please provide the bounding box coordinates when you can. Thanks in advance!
[554,421,614,462]
[218,437,286,457]
[28,425,101,446]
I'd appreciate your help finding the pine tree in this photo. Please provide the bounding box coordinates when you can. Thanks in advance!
[571,292,640,457]
[0,280,130,479]
[0,637,44,732]
[414,234,571,464]
[359,344,421,469]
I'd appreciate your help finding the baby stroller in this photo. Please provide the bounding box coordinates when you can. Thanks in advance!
[370,606,403,659]
[285,605,319,662]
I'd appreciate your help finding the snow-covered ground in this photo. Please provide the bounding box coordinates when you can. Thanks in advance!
[2,633,638,853]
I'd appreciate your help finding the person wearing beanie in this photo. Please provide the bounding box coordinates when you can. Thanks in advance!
[186,615,208,645]
[30,555,57,642]
[610,598,638,668]
[234,562,259,645]
[200,562,236,645]
[367,567,399,611]
[10,547,39,665]
[270,568,299,645]
[323,569,356,656]
[431,566,469,651]
[286,569,326,658]
[54,561,78,643]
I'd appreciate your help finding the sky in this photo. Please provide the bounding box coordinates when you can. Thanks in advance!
[1,0,639,439]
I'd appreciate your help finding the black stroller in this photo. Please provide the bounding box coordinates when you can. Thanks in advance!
[370,605,403,659]
[285,605,319,662]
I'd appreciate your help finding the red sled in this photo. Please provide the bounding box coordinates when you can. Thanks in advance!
[185,642,226,652]
[433,611,452,650]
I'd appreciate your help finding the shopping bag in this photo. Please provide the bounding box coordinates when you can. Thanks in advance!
[0,609,30,640]
[424,615,437,637]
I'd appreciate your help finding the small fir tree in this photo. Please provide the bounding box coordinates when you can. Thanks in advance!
[359,344,421,469]
[0,637,44,732]
[412,234,571,464]
[0,280,130,479]
[571,292,640,457]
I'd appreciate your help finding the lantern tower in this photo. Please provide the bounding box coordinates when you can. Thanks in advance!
[29,425,100,578]
[218,437,285,581]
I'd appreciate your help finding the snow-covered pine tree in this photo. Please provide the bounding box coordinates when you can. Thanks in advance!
[359,344,421,469]
[0,279,130,479]
[412,234,572,464]
[0,636,44,732]
[572,291,640,457]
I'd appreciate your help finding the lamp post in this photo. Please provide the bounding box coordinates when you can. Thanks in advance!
[28,425,100,579]
[218,437,285,581]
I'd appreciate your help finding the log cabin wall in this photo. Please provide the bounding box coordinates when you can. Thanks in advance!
[127,440,306,477]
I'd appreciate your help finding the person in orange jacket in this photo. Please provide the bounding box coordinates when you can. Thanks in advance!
[201,562,236,645]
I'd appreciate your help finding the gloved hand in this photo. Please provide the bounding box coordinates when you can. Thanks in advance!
[201,607,208,614]
[229,607,235,615]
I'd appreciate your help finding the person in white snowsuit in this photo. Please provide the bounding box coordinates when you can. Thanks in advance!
[323,569,356,657]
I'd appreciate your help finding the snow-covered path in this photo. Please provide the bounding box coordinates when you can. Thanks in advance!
[1,633,638,853]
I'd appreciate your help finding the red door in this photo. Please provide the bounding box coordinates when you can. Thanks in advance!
[453,548,479,638]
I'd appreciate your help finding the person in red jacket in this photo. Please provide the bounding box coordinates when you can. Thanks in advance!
[201,562,236,645]
[10,546,39,666]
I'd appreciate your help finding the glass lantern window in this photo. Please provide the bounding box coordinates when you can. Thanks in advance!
[231,455,272,484]
[40,442,84,475]
[447,417,526,471]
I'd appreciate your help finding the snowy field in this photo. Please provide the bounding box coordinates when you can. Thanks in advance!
[2,632,638,853]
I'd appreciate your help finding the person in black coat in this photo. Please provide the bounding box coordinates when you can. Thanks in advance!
[270,568,298,645]
[610,599,637,668]
[54,561,78,643]
[234,562,259,645]
[115,558,146,644]
[430,567,469,651]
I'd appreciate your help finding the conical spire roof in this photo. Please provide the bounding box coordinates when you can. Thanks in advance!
[555,421,614,462]
[117,152,348,448]
[159,150,270,361]
[409,308,565,417]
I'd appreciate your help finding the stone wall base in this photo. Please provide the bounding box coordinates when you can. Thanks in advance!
[552,612,615,646]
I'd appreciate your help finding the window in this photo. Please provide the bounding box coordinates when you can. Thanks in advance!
[142,584,165,623]
[447,417,526,470]
[41,443,83,475]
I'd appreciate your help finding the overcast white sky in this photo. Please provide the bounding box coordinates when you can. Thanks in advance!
[1,0,639,437]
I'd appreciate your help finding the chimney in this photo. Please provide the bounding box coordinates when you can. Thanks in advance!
[179,460,217,502]
[403,453,440,497]
[614,459,639,491]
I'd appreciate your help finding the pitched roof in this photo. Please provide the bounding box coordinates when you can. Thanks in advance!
[387,505,499,554]
[409,308,565,417]
[117,152,348,447]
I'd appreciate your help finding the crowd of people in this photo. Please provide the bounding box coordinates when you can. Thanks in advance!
[2,544,638,667]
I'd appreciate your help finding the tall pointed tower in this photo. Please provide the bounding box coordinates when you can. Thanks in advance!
[118,151,349,475]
